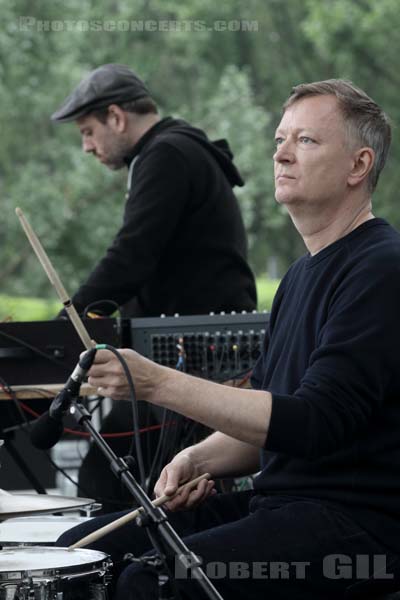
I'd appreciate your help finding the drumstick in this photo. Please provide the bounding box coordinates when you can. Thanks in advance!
[15,208,94,350]
[68,473,211,550]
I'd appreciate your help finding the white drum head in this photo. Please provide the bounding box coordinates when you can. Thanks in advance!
[0,546,110,577]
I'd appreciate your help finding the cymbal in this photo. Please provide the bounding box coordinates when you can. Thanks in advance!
[0,493,95,519]
[0,515,91,545]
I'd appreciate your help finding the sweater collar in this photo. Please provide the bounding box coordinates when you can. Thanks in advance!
[123,117,175,167]
[306,217,388,268]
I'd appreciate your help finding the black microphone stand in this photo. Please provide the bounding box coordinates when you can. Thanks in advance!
[69,401,223,600]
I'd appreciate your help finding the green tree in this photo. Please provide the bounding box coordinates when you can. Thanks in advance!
[0,0,399,303]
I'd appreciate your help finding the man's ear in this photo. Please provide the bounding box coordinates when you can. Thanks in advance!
[106,104,128,133]
[348,147,375,188]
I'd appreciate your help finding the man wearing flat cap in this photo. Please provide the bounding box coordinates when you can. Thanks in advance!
[52,63,257,510]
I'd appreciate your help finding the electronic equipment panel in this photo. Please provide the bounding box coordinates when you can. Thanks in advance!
[130,312,269,380]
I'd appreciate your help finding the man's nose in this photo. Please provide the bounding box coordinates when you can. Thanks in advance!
[82,138,94,153]
[273,140,295,163]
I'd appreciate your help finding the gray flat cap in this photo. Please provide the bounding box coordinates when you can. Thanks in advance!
[51,63,150,122]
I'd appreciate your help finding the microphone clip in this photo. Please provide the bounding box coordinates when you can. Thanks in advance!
[49,347,97,419]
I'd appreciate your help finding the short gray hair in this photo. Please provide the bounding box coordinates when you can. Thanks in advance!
[284,79,391,192]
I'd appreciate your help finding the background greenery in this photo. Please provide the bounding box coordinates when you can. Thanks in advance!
[0,279,280,321]
[1,0,399,318]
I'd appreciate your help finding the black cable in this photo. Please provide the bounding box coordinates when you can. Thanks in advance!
[82,299,120,318]
[38,442,134,507]
[86,396,106,415]
[0,329,72,373]
[99,344,146,488]
[41,447,90,497]
[214,367,253,384]
[0,377,87,496]
[146,406,168,492]
[216,343,227,376]
[143,404,151,487]
[25,410,133,507]
[0,378,138,507]
[0,376,30,431]
[180,418,203,448]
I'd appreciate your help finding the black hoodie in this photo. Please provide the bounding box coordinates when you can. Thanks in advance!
[71,117,257,317]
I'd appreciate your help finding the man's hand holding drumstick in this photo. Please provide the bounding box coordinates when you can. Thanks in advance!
[69,470,216,550]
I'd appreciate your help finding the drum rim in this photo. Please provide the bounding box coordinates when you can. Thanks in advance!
[0,546,112,580]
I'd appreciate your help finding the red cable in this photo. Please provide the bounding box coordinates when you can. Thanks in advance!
[0,386,175,438]
[237,371,252,387]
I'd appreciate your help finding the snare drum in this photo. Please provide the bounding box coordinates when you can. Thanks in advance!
[0,546,112,599]
[0,516,91,547]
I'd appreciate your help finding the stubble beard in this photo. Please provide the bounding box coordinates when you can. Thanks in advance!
[102,137,133,171]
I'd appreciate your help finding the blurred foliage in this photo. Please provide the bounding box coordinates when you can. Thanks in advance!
[0,278,279,321]
[255,278,280,312]
[0,0,399,303]
[0,295,59,322]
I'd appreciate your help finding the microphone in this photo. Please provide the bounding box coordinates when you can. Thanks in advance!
[30,347,97,450]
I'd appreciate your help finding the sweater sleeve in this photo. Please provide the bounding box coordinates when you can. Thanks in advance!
[265,252,400,459]
[71,142,190,314]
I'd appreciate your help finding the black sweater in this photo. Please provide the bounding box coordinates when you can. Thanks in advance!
[71,117,256,317]
[251,218,400,551]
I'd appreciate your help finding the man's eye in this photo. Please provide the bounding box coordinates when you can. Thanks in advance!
[275,137,284,146]
[299,136,314,144]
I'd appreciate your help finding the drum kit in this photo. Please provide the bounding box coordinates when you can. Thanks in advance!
[0,490,112,599]
[0,211,221,599]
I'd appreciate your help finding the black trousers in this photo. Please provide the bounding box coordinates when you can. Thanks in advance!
[57,491,400,599]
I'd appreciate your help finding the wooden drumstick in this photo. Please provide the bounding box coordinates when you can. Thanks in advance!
[68,473,212,550]
[15,208,95,350]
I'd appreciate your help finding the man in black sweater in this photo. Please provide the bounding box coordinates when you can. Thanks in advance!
[51,64,256,509]
[58,80,400,598]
